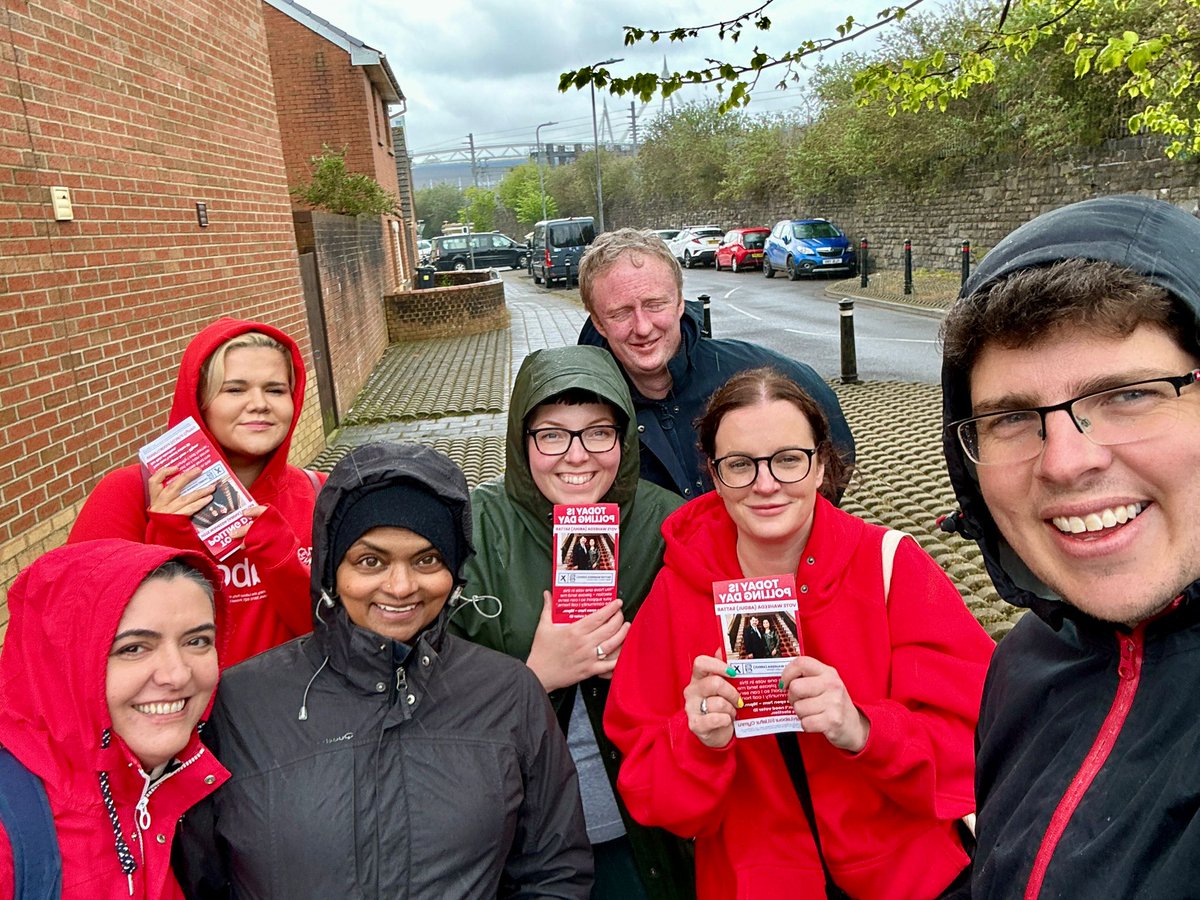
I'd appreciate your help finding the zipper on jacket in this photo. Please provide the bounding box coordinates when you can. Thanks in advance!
[1024,629,1144,899]
[129,743,208,894]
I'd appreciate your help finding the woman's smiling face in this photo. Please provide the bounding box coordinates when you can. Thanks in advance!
[526,401,622,505]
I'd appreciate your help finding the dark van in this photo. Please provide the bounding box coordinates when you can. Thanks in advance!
[429,232,528,272]
[530,217,595,286]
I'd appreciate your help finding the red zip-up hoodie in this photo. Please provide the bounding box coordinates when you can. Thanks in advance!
[69,318,324,665]
[0,541,229,899]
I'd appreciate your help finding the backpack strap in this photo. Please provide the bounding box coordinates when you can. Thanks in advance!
[0,748,63,899]
[303,468,321,496]
[880,529,905,605]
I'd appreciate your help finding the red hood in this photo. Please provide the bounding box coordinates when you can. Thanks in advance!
[0,540,226,791]
[169,317,307,490]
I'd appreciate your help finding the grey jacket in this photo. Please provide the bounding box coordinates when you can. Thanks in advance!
[177,443,592,899]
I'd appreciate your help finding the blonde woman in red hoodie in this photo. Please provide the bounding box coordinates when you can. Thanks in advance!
[0,540,229,898]
[70,319,324,665]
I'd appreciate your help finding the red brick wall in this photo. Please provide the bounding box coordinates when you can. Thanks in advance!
[294,211,389,416]
[262,4,404,287]
[0,0,324,643]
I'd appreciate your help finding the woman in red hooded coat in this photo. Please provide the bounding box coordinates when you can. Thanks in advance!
[70,318,324,665]
[0,540,229,899]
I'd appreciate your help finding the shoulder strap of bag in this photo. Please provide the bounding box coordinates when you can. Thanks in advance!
[881,529,905,605]
[0,747,63,900]
[303,468,321,496]
[774,735,853,900]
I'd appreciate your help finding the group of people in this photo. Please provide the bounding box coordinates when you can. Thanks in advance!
[1,195,1198,899]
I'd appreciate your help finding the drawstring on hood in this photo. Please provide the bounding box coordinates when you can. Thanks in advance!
[942,196,1200,620]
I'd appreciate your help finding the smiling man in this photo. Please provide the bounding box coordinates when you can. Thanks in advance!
[940,195,1200,899]
[579,228,854,500]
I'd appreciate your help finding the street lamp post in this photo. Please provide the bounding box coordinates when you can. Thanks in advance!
[589,57,623,233]
[535,120,556,223]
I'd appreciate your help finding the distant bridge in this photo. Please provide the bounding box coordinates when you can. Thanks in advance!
[411,142,635,167]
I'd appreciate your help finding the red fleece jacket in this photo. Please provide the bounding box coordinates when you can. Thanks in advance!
[69,318,324,665]
[605,492,994,900]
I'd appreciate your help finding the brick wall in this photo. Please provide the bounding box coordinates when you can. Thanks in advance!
[262,3,404,288]
[385,272,508,341]
[0,0,324,644]
[295,211,389,415]
[613,144,1200,272]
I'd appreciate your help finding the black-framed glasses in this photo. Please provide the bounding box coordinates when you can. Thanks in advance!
[950,369,1200,466]
[712,447,815,488]
[526,425,620,456]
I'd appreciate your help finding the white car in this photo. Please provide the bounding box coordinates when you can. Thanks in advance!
[668,226,724,268]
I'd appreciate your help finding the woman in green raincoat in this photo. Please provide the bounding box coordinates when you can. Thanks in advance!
[452,345,694,900]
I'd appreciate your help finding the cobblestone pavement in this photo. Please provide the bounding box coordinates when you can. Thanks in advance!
[312,272,1022,640]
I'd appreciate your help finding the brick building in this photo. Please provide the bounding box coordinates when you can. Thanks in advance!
[0,1,324,644]
[262,0,416,288]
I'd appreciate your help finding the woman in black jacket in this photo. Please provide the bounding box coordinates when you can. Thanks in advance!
[177,442,591,899]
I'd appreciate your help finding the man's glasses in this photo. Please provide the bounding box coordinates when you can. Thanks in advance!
[527,425,620,456]
[712,448,815,488]
[950,369,1200,466]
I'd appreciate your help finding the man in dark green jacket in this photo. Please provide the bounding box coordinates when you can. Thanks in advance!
[451,345,694,900]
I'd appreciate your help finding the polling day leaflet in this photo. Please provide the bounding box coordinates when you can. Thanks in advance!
[138,416,256,561]
[713,574,804,737]
[551,503,620,623]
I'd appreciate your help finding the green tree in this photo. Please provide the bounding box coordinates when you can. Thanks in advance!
[291,146,399,216]
[544,151,640,220]
[414,183,465,237]
[497,163,559,225]
[458,186,498,232]
[638,102,749,204]
[561,0,1200,158]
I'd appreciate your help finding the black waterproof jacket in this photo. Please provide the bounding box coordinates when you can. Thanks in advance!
[176,443,591,899]
[941,196,1200,899]
[580,305,855,500]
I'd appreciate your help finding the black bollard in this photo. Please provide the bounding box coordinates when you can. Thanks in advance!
[563,257,573,290]
[839,297,859,384]
[960,240,970,289]
[859,239,869,289]
[699,293,712,339]
[904,239,913,295]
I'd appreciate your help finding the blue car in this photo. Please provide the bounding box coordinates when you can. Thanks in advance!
[763,218,857,280]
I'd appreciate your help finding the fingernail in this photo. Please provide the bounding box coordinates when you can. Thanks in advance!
[736,696,744,709]
[725,666,737,677]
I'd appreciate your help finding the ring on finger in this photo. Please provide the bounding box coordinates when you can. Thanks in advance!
[700,697,709,716]
[595,644,606,660]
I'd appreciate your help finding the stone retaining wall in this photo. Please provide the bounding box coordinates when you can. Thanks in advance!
[384,270,509,341]
[612,142,1200,272]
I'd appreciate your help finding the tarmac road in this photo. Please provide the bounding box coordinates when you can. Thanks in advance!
[679,265,944,384]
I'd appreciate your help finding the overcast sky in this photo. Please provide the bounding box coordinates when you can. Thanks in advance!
[289,0,894,160]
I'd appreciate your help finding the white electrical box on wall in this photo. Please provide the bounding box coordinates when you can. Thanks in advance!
[50,186,73,221]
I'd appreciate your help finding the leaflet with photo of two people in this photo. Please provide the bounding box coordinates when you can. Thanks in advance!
[138,416,255,561]
[714,574,804,737]
[551,503,619,623]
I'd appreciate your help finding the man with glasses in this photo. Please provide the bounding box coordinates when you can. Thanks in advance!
[578,228,854,500]
[940,195,1200,898]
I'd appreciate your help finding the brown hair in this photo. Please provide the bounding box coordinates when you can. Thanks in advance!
[697,367,851,501]
[943,258,1187,375]
[198,331,293,409]
[578,228,683,314]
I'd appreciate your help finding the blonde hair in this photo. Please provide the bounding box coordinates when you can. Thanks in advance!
[579,228,683,314]
[198,332,293,409]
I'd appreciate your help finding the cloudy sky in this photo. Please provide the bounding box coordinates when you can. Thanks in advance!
[288,0,894,160]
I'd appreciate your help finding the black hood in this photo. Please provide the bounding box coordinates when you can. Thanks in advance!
[941,195,1200,622]
[311,442,475,617]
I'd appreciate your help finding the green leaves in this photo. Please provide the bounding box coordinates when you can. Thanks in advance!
[291,146,398,217]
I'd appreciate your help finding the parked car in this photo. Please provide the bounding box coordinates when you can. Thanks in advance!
[651,228,681,243]
[668,226,724,268]
[762,218,856,280]
[714,227,770,272]
[530,217,596,286]
[417,239,432,264]
[429,232,528,271]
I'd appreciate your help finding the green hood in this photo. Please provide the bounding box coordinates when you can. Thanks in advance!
[504,345,642,521]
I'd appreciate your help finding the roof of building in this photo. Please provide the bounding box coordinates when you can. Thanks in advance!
[263,0,405,105]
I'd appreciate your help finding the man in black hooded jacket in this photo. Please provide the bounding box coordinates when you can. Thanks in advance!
[940,195,1200,898]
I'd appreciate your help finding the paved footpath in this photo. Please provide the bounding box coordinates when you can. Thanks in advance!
[312,272,1020,640]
